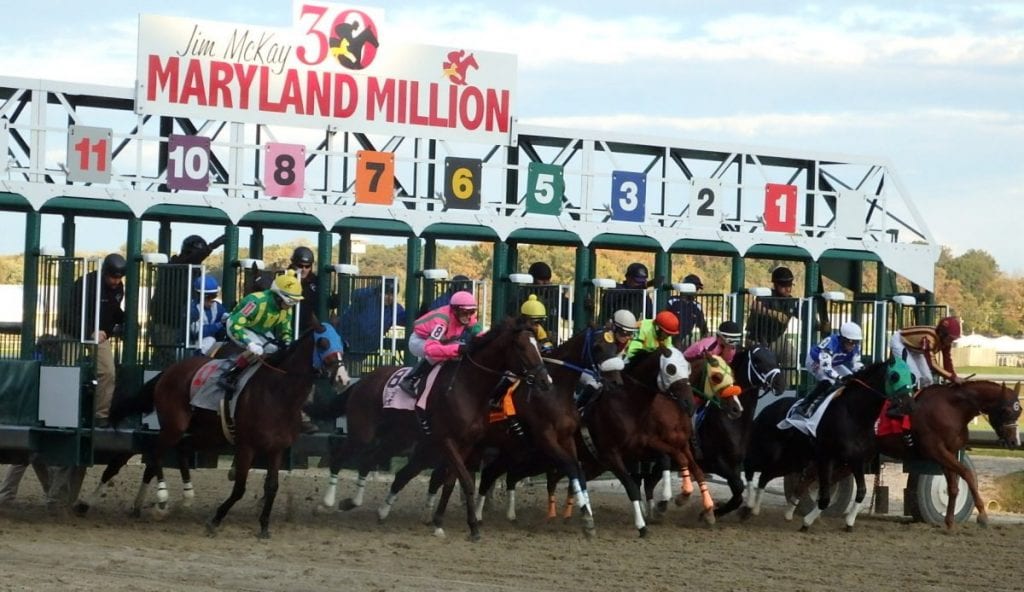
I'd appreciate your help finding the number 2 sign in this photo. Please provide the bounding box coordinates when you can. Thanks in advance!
[763,183,798,233]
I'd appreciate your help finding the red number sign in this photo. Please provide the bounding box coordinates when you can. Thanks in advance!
[763,183,798,233]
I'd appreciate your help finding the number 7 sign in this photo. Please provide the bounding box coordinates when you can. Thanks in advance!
[763,183,798,233]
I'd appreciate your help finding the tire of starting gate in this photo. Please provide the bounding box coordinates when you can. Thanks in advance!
[906,454,976,526]
[784,472,856,517]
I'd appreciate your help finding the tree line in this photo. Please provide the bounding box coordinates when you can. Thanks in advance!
[0,242,1015,336]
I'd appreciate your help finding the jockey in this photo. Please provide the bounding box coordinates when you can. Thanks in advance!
[190,275,227,355]
[626,309,679,359]
[576,309,638,409]
[217,271,303,395]
[520,294,554,354]
[795,321,865,417]
[888,316,964,418]
[684,320,742,369]
[399,290,484,397]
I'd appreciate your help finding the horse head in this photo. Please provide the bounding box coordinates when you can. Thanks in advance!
[467,317,551,391]
[312,323,351,389]
[980,381,1022,449]
[745,342,785,396]
[702,353,744,419]
[882,357,915,407]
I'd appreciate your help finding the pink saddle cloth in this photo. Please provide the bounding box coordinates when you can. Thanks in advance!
[382,364,443,411]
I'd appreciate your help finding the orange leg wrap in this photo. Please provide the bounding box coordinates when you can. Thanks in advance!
[562,492,575,519]
[546,494,557,519]
[699,481,714,511]
[680,468,694,496]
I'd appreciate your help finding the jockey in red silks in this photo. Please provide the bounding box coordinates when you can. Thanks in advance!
[399,290,484,397]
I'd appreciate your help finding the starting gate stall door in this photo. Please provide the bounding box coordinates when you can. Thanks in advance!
[744,290,805,390]
[36,255,94,430]
[142,260,204,369]
[666,290,732,348]
[595,285,654,325]
[888,301,949,331]
[421,277,491,328]
[820,297,885,364]
[509,282,573,346]
[332,274,405,378]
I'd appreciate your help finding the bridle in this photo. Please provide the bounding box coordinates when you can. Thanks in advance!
[745,345,781,396]
[461,328,550,388]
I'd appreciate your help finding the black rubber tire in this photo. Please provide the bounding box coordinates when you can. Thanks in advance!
[910,453,976,526]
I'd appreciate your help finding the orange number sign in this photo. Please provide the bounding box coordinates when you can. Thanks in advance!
[355,150,395,205]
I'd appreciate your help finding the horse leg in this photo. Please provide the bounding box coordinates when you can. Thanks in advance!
[207,446,254,536]
[713,460,746,519]
[256,452,283,539]
[176,441,194,509]
[842,466,868,532]
[74,452,131,515]
[438,437,481,542]
[535,430,593,534]
[425,464,448,525]
[432,469,458,538]
[475,454,507,523]
[377,446,431,522]
[935,446,986,529]
[801,459,833,531]
[676,446,716,526]
[603,451,649,537]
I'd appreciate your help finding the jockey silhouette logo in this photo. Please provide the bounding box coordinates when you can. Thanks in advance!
[329,10,380,70]
[443,50,479,86]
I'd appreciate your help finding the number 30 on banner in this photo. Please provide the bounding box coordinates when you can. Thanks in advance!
[264,143,305,198]
[763,183,798,233]
[355,150,395,205]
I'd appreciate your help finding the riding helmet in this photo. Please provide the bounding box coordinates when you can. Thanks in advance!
[527,261,552,283]
[625,262,648,281]
[271,271,304,305]
[101,253,128,278]
[449,290,477,310]
[520,294,547,321]
[179,234,208,256]
[717,320,743,345]
[770,266,794,286]
[612,309,639,333]
[937,316,962,339]
[683,274,704,289]
[291,246,315,267]
[654,310,680,335]
[839,322,863,341]
[193,275,220,294]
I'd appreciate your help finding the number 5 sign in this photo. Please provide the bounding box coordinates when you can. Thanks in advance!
[763,183,798,233]
[525,162,563,215]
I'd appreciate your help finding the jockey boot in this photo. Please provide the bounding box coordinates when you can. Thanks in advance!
[299,410,318,435]
[217,355,250,397]
[507,416,526,438]
[414,407,431,436]
[491,376,515,410]
[886,400,908,420]
[799,380,831,417]
[576,384,600,411]
[399,360,430,397]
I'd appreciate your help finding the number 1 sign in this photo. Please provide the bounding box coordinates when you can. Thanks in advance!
[763,183,798,233]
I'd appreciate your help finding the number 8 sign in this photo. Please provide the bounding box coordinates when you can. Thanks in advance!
[264,142,306,198]
[763,183,798,233]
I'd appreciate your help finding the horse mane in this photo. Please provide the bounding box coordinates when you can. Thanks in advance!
[627,348,658,369]
[469,316,530,352]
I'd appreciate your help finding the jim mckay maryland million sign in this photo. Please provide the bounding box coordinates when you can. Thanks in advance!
[136,2,517,144]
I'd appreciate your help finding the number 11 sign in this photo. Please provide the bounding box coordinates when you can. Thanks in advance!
[763,183,797,233]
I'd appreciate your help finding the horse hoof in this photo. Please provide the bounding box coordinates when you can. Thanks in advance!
[638,526,648,538]
[433,527,446,538]
[674,494,690,507]
[205,521,219,537]
[72,502,89,516]
[845,525,854,533]
[799,525,810,533]
[583,526,596,540]
[702,511,716,526]
[656,500,668,513]
[738,506,753,521]
[467,531,481,542]
[339,499,359,511]
[257,530,271,540]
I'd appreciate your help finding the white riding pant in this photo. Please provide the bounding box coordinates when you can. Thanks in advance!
[889,332,933,388]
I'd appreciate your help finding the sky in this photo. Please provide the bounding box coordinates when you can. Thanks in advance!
[1,1,1022,272]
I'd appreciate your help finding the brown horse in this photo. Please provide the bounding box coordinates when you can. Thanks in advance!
[876,380,1021,529]
[107,323,348,538]
[311,316,551,540]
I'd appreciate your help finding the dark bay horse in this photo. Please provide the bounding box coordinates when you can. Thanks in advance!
[572,347,717,536]
[876,380,1021,528]
[743,358,914,532]
[694,343,785,518]
[104,324,347,538]
[310,317,551,540]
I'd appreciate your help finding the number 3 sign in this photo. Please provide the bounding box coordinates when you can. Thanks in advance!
[763,183,798,233]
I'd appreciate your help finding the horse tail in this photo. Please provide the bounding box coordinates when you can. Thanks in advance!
[306,387,350,420]
[109,372,161,428]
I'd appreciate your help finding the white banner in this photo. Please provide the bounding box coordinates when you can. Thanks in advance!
[136,3,517,144]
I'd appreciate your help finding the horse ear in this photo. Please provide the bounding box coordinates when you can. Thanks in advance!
[1015,381,1022,396]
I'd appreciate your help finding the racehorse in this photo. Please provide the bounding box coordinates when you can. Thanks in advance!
[572,347,722,536]
[103,323,347,538]
[310,316,551,540]
[743,358,914,532]
[876,380,1021,529]
[692,343,785,518]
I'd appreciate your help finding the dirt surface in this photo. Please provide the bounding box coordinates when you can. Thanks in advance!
[1,458,1023,592]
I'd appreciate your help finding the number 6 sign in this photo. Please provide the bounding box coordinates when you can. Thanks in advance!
[763,183,798,233]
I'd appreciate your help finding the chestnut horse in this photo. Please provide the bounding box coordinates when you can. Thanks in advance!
[311,317,551,540]
[876,380,1021,528]
[106,323,348,538]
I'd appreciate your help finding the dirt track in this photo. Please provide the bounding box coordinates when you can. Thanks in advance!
[1,461,1022,592]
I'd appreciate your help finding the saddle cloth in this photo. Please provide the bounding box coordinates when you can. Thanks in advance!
[382,364,443,411]
[189,359,261,418]
[875,400,913,436]
[777,387,846,438]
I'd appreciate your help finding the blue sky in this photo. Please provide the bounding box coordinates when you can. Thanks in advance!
[1,1,1022,272]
